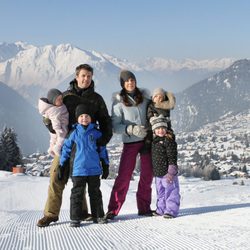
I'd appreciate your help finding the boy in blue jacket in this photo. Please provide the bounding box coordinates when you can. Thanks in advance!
[59,104,109,227]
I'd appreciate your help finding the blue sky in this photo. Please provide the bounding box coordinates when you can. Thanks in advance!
[1,0,250,61]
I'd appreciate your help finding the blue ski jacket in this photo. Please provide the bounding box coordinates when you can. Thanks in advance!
[60,123,109,176]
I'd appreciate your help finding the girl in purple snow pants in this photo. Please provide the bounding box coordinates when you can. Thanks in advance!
[150,114,180,218]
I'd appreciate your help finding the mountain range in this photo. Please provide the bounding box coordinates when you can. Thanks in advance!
[0,41,249,154]
[172,59,250,132]
[0,82,48,154]
[0,41,235,107]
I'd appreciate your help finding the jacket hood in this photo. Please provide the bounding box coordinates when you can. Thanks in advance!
[38,98,54,115]
[153,92,176,110]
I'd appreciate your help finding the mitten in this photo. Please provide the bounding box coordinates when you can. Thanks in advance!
[43,116,56,134]
[100,159,109,179]
[126,125,147,138]
[57,165,65,181]
[47,147,55,157]
[166,165,178,183]
[53,145,62,156]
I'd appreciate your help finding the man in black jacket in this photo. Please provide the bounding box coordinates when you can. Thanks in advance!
[37,64,112,227]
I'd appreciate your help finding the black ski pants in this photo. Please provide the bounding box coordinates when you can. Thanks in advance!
[70,175,104,220]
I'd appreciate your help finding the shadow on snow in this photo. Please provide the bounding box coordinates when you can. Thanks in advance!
[179,203,250,217]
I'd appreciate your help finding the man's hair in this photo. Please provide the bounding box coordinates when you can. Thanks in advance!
[75,64,94,76]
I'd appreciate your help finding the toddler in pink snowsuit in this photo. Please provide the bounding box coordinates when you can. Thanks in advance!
[150,114,180,218]
[38,88,69,157]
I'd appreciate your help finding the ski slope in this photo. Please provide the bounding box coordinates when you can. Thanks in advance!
[0,171,249,250]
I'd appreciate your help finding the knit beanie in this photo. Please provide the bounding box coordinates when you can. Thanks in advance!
[120,70,136,88]
[75,104,93,120]
[150,114,169,131]
[152,88,165,99]
[47,88,62,105]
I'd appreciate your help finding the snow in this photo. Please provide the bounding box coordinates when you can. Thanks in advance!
[0,171,249,249]
[223,79,231,88]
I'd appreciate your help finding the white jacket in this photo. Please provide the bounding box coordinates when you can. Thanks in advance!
[111,88,150,143]
[38,98,69,156]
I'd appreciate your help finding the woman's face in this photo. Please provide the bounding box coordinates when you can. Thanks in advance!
[124,78,136,92]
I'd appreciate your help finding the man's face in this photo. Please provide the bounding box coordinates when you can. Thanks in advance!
[76,69,93,89]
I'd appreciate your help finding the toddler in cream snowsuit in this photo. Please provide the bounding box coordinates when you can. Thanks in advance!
[38,88,69,157]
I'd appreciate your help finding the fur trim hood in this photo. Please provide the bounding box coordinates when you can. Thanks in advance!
[153,92,176,110]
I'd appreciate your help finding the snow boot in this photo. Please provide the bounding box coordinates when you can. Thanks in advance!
[152,211,161,216]
[81,213,92,222]
[104,211,116,220]
[93,217,108,224]
[70,220,81,227]
[163,213,174,219]
[37,216,59,227]
[138,210,154,217]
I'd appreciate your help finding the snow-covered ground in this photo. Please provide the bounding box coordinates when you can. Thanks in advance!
[0,171,249,250]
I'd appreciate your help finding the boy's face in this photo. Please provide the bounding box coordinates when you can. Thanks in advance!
[154,127,167,137]
[78,114,91,126]
[76,69,93,89]
[54,95,63,106]
[153,94,164,104]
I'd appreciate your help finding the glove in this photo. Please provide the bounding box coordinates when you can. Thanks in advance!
[126,125,147,138]
[57,165,65,181]
[100,159,109,179]
[43,116,56,134]
[166,165,178,184]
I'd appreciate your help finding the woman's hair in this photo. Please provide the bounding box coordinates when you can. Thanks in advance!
[120,87,143,106]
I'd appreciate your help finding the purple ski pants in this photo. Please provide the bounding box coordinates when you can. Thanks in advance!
[108,141,153,215]
[155,175,180,217]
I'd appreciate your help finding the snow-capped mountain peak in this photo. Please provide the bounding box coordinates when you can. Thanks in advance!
[141,57,235,71]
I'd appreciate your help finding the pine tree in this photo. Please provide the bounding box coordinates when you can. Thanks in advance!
[0,127,23,171]
[242,165,248,174]
[0,140,7,170]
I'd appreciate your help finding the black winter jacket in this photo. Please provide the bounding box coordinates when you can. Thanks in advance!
[151,136,177,177]
[63,79,113,146]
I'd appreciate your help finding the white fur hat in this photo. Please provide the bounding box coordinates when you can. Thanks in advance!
[150,114,169,131]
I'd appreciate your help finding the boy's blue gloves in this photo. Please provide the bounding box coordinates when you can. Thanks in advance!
[100,159,109,179]
[57,165,65,181]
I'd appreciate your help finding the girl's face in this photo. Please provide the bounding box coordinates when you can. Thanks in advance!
[78,114,91,126]
[124,78,136,92]
[153,94,164,103]
[54,95,63,106]
[154,127,167,137]
[153,94,164,104]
